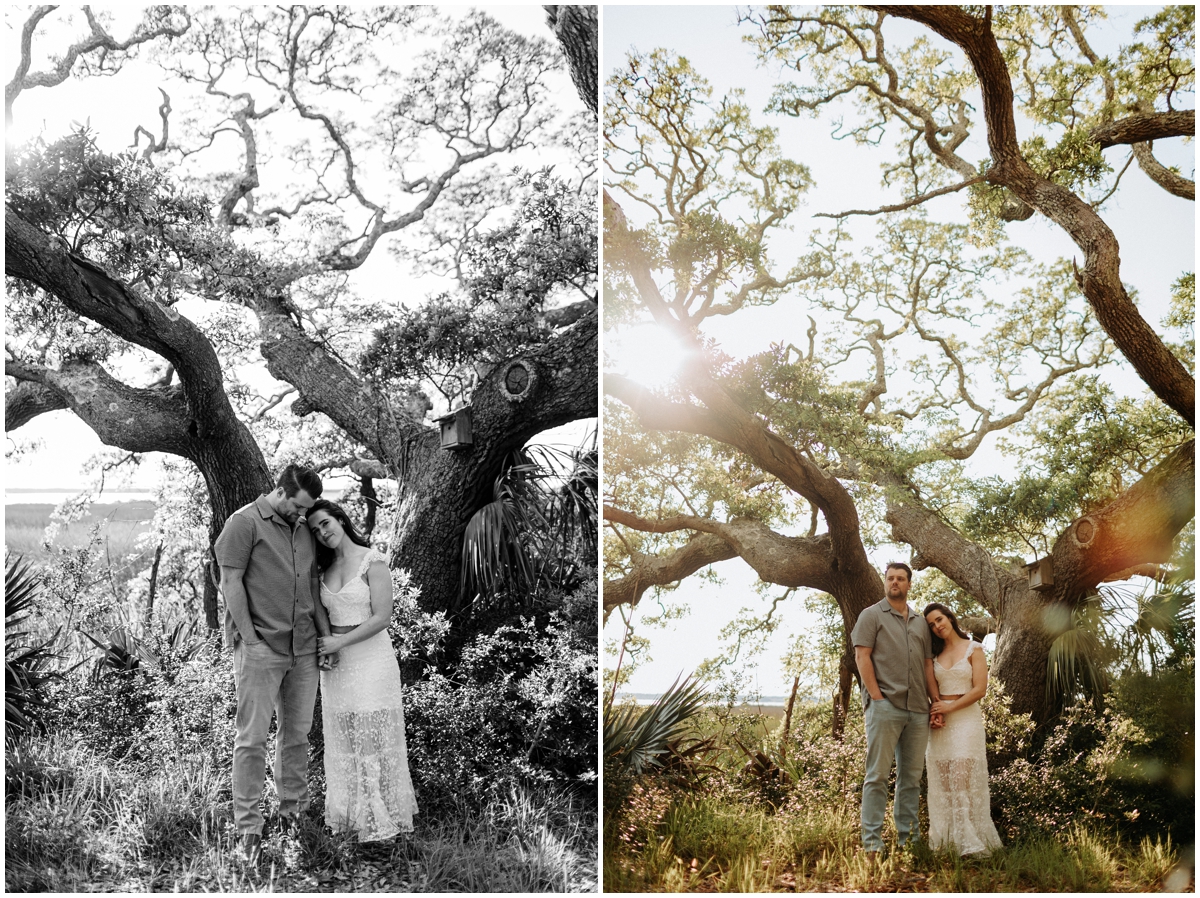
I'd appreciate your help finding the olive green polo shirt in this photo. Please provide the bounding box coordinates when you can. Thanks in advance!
[214,495,320,656]
[851,598,933,712]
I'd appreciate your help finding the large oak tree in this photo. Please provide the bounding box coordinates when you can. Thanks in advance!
[603,8,1193,724]
[6,6,598,628]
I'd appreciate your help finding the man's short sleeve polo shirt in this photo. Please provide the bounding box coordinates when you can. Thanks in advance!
[214,495,319,656]
[851,598,933,712]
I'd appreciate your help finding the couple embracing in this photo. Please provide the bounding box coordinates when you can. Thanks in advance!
[214,464,418,863]
[853,562,1002,858]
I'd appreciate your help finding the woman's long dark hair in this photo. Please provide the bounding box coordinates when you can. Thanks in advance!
[307,499,372,572]
[923,602,971,657]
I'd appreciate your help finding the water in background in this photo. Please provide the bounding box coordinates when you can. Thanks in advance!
[4,489,154,505]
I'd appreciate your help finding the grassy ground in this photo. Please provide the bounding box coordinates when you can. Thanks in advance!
[6,731,597,893]
[604,706,1192,893]
[604,791,1187,892]
[6,501,156,565]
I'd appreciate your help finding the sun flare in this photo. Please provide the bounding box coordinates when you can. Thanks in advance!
[605,323,691,390]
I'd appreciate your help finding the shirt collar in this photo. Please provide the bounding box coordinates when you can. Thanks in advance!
[879,598,913,617]
[255,494,287,526]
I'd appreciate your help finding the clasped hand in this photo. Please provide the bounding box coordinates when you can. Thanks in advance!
[317,635,344,670]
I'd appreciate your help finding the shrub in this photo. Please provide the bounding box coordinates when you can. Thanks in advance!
[990,700,1152,842]
[5,554,63,742]
[405,608,597,817]
[51,622,234,767]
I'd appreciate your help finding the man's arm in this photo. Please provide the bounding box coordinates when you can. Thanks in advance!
[855,645,884,701]
[219,566,259,644]
[924,657,941,703]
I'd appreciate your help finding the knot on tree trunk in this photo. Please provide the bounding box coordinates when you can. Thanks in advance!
[1071,515,1098,549]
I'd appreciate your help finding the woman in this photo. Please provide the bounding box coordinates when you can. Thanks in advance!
[308,499,418,841]
[923,602,1002,856]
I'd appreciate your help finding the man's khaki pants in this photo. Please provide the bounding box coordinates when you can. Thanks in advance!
[232,639,319,835]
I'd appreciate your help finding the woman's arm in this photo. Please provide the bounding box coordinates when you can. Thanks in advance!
[312,590,340,669]
[316,560,393,654]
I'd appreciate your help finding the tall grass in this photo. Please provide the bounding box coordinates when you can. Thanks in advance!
[606,793,1186,892]
[604,702,1191,892]
[5,731,596,892]
[5,501,155,565]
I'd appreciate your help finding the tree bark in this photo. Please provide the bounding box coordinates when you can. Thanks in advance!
[605,366,884,736]
[888,441,1195,720]
[380,312,597,615]
[5,207,272,631]
[545,5,597,116]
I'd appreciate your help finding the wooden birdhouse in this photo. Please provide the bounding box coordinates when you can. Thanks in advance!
[1025,557,1054,592]
[436,406,473,450]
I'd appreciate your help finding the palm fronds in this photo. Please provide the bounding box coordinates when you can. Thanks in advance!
[459,431,598,607]
[1046,595,1113,711]
[604,674,708,775]
[5,554,62,742]
[1120,579,1195,673]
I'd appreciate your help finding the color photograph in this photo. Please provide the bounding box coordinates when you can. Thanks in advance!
[602,5,1194,892]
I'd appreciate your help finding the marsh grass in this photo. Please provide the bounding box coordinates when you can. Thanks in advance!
[5,731,596,893]
[5,501,156,564]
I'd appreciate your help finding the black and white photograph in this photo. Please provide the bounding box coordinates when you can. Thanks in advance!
[6,4,598,892]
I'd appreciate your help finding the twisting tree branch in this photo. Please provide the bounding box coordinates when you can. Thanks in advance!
[815,175,986,218]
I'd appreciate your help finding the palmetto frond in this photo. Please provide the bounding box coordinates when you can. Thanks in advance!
[604,674,708,775]
[1046,595,1113,711]
[459,431,598,607]
[1120,579,1194,673]
[5,553,61,742]
[460,472,539,605]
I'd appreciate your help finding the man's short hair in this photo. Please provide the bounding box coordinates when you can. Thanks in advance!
[885,561,912,582]
[277,463,323,500]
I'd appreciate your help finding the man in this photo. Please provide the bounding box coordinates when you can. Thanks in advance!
[215,463,335,863]
[851,562,941,856]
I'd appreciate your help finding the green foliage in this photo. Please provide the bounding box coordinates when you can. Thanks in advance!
[1122,6,1195,109]
[1020,131,1111,191]
[604,49,818,328]
[4,729,594,893]
[361,172,596,408]
[5,555,63,743]
[52,624,233,766]
[604,676,708,777]
[963,374,1189,554]
[6,128,277,321]
[461,169,597,310]
[990,696,1191,845]
[605,692,1188,891]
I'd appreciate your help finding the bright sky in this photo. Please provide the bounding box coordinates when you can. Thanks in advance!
[4,4,592,491]
[601,5,1195,697]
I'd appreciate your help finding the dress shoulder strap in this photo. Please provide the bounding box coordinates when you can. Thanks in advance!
[357,547,389,577]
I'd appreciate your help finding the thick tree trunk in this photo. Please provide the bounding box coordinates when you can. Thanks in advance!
[6,208,273,632]
[890,441,1195,721]
[544,5,597,116]
[379,314,599,615]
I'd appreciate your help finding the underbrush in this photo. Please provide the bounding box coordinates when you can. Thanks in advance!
[5,545,598,893]
[604,694,1193,892]
[5,731,596,893]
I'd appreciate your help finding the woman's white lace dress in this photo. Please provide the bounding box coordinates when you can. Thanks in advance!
[320,549,418,840]
[926,640,1002,856]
